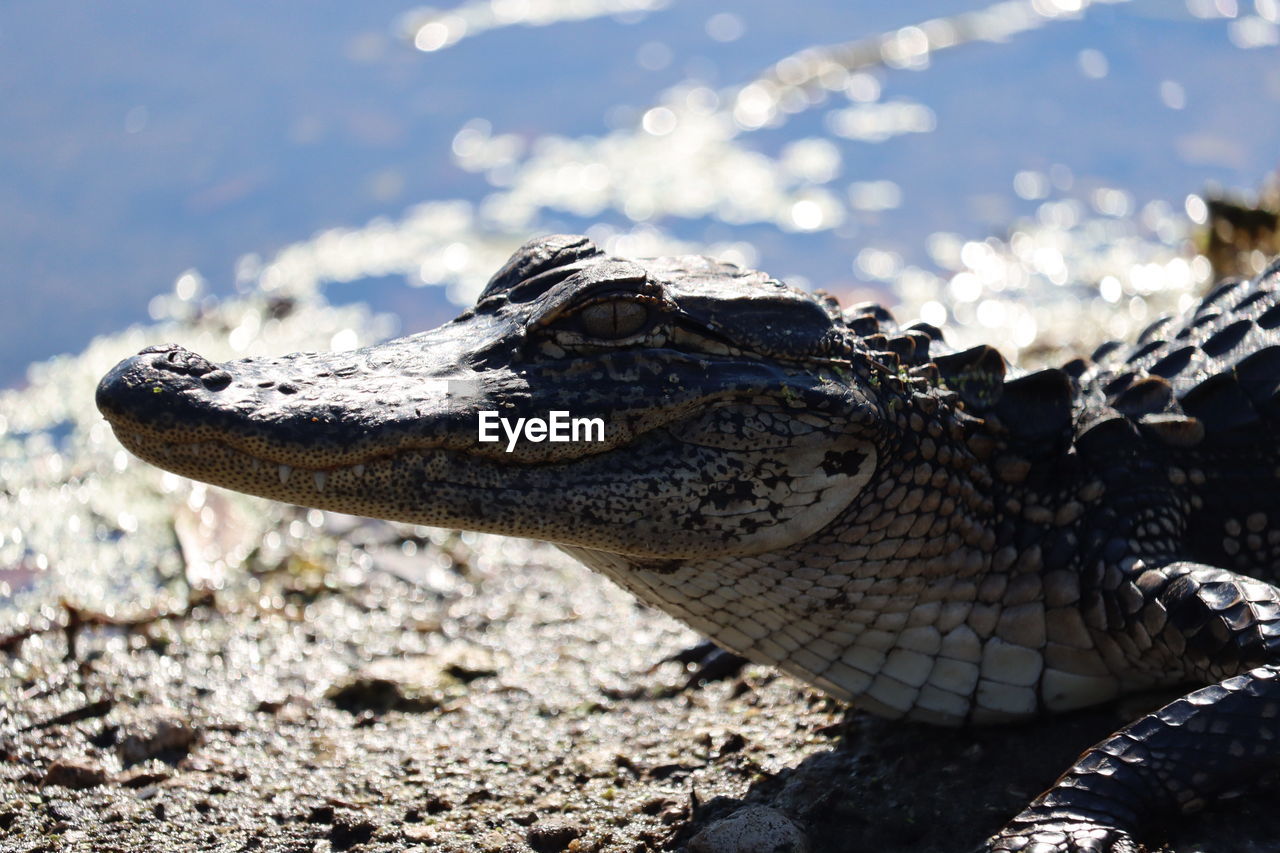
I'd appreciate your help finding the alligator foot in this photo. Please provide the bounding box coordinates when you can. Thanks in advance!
[981,661,1280,853]
[980,811,1138,853]
[657,640,749,690]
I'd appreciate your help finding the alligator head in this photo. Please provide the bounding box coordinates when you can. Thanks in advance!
[96,235,898,563]
[97,234,1012,716]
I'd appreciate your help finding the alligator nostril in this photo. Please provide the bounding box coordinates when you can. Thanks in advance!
[278,382,298,395]
[146,345,217,377]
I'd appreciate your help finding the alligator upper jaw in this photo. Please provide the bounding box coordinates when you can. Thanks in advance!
[93,328,737,520]
[93,337,645,481]
[94,335,660,538]
[93,330,728,471]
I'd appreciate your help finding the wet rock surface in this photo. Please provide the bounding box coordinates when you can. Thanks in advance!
[688,805,809,853]
[3,524,1280,852]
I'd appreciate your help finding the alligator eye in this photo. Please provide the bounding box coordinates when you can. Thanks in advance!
[578,299,650,340]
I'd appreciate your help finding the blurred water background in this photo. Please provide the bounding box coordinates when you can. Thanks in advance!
[1,0,1279,629]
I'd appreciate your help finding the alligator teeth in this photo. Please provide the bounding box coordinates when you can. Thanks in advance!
[313,471,327,492]
[249,457,261,473]
[352,464,366,477]
[278,464,292,484]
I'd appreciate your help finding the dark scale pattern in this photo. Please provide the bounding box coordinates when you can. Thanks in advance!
[991,666,1280,853]
[95,241,1280,852]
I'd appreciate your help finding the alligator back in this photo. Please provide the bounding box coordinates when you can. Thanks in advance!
[1079,258,1280,577]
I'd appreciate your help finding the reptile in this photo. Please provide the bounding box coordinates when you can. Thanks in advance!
[96,234,1280,852]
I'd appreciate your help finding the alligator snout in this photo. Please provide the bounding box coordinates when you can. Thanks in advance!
[95,344,233,426]
[94,326,505,475]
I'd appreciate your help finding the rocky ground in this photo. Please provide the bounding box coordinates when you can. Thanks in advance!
[3,514,1280,853]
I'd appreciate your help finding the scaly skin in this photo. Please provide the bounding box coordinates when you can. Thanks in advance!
[97,235,1280,851]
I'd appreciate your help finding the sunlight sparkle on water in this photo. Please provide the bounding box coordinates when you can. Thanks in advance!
[1229,14,1280,45]
[848,181,902,212]
[404,0,671,52]
[705,13,745,43]
[1077,48,1108,78]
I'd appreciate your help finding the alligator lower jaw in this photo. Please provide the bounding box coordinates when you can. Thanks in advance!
[113,428,393,512]
[108,427,545,530]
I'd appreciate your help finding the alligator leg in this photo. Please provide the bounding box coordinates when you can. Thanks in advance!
[985,665,1280,851]
[984,561,1280,852]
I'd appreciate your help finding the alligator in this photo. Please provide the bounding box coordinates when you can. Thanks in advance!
[96,235,1280,852]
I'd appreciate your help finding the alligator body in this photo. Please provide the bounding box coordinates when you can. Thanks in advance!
[97,235,1280,852]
